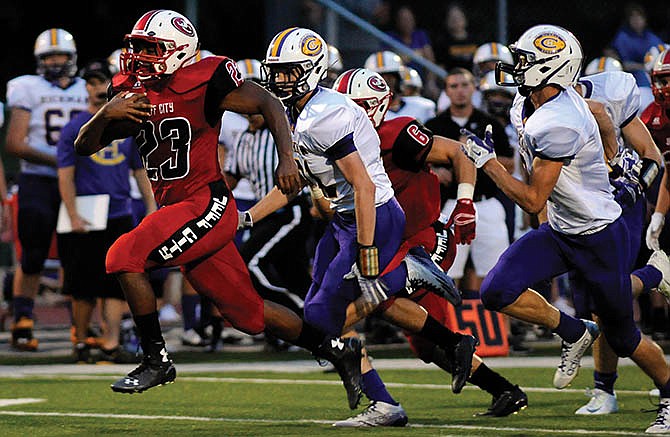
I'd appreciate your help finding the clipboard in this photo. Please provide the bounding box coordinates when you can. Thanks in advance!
[56,194,110,234]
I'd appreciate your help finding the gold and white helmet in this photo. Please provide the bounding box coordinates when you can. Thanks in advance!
[333,68,392,128]
[473,42,513,78]
[400,66,423,94]
[237,59,262,82]
[496,24,583,96]
[645,43,670,73]
[364,50,404,75]
[120,9,200,81]
[34,28,78,80]
[583,56,623,76]
[262,27,328,104]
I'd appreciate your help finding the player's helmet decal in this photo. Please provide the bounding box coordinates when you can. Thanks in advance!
[533,33,566,54]
[301,36,323,56]
[172,17,195,37]
[367,75,387,92]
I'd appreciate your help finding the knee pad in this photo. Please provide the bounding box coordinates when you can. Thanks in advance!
[602,324,641,358]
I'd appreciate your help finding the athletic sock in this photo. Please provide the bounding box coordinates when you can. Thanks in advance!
[133,311,165,353]
[362,369,398,405]
[633,265,663,293]
[294,321,327,351]
[418,315,463,349]
[657,377,670,398]
[13,296,34,322]
[468,363,516,397]
[553,312,585,343]
[593,371,617,395]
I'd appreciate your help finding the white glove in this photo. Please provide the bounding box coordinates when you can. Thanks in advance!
[238,210,253,230]
[343,264,389,306]
[460,124,497,168]
[647,212,665,251]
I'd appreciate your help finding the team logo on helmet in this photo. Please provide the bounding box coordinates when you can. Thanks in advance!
[301,35,323,56]
[533,33,566,54]
[172,17,195,37]
[367,75,387,92]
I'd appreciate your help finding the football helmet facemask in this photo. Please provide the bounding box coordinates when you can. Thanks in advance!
[34,28,78,81]
[651,49,670,108]
[495,24,583,96]
[333,68,392,128]
[262,27,328,105]
[120,9,200,81]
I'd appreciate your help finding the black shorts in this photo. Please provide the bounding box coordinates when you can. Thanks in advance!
[57,216,133,301]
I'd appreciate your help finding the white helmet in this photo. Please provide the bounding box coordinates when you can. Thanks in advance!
[236,59,262,82]
[34,28,78,80]
[196,49,215,61]
[645,43,670,73]
[364,50,404,75]
[107,49,125,75]
[473,42,513,77]
[496,24,583,96]
[400,66,423,93]
[333,68,392,128]
[328,45,344,73]
[479,70,516,96]
[120,9,199,81]
[262,27,328,104]
[583,56,623,75]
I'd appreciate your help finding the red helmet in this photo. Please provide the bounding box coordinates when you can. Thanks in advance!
[651,49,670,108]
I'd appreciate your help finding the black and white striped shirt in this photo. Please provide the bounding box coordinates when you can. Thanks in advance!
[224,127,278,199]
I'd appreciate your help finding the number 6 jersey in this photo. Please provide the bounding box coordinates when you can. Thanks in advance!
[289,87,394,213]
[110,56,242,206]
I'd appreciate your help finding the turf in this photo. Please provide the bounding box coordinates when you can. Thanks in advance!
[0,365,660,436]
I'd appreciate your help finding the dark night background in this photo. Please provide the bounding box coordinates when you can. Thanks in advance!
[0,0,667,177]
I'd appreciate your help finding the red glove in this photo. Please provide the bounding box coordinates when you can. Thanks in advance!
[447,199,476,244]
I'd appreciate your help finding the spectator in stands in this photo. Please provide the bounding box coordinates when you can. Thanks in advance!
[432,2,479,71]
[607,2,664,88]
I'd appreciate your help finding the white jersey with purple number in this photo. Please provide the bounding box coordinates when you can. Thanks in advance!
[386,95,436,123]
[6,74,87,177]
[291,87,394,213]
[510,87,621,235]
[578,71,640,153]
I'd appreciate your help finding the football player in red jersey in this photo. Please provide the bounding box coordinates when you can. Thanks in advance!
[644,49,670,257]
[334,68,528,418]
[74,10,365,409]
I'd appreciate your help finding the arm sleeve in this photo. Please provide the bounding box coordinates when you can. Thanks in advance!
[204,57,244,127]
[391,119,434,172]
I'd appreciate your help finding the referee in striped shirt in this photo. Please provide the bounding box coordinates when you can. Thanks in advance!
[224,113,314,318]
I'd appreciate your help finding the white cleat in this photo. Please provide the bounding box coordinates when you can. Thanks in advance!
[553,319,600,389]
[333,401,408,427]
[646,398,670,434]
[648,250,670,300]
[575,388,618,415]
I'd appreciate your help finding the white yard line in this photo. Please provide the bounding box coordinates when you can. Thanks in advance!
[0,410,646,435]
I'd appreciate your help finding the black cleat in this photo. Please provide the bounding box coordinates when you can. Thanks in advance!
[404,246,462,306]
[110,344,176,393]
[477,385,528,417]
[452,334,478,394]
[316,337,363,410]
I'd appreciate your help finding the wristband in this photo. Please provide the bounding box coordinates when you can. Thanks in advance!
[357,245,379,278]
[456,183,475,200]
[639,158,660,191]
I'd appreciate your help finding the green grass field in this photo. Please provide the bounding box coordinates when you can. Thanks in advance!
[0,363,662,436]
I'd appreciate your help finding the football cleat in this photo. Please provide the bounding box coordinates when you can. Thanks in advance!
[315,337,363,410]
[451,335,478,394]
[73,342,94,364]
[648,250,670,301]
[332,401,408,427]
[646,398,670,433]
[97,346,141,365]
[404,246,462,306]
[477,385,528,417]
[11,317,39,351]
[181,328,207,347]
[575,388,618,415]
[553,319,600,389]
[110,342,176,393]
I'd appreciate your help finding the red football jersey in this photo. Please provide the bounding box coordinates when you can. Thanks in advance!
[111,56,243,206]
[641,101,670,162]
[377,116,440,239]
